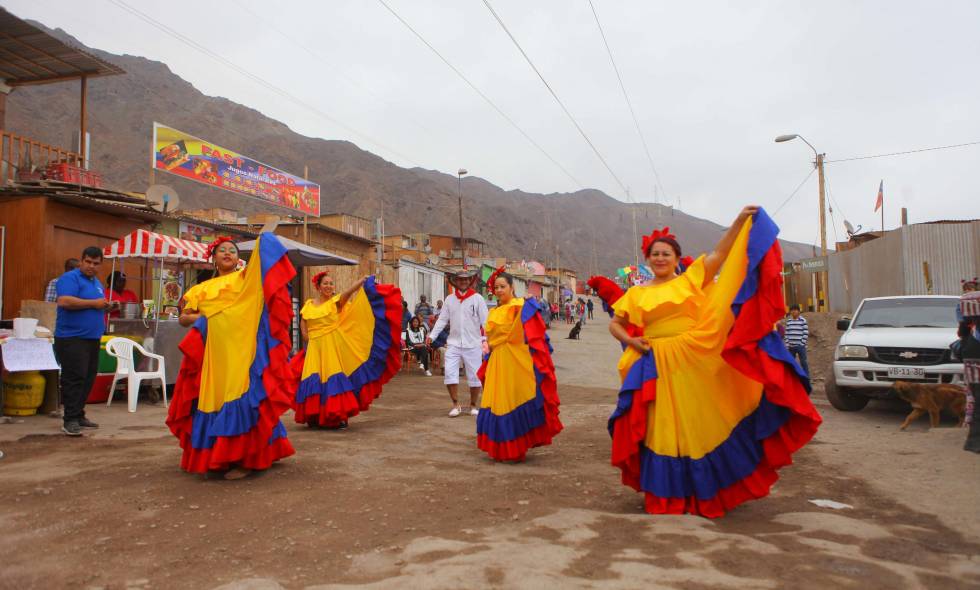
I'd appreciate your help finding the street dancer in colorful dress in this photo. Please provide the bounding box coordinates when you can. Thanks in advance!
[605,207,821,517]
[476,269,562,461]
[168,234,296,480]
[291,271,402,429]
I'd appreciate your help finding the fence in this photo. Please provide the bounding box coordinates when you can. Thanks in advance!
[827,221,980,313]
[0,130,83,183]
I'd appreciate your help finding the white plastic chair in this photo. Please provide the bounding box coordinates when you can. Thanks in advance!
[105,337,167,412]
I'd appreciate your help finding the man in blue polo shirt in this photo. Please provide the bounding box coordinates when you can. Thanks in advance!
[55,246,115,436]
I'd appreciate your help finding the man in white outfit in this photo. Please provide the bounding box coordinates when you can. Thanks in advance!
[427,269,488,417]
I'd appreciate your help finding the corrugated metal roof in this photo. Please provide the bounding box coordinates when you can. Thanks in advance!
[0,7,124,86]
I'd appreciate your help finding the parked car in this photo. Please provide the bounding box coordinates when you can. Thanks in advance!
[827,296,964,411]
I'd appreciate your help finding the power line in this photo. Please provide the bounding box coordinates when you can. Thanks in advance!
[234,0,445,149]
[587,0,668,203]
[825,140,980,163]
[771,167,816,217]
[375,0,584,189]
[106,0,419,167]
[481,0,629,195]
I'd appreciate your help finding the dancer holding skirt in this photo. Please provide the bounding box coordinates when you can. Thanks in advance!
[168,234,296,479]
[476,269,562,461]
[291,272,402,429]
[607,207,820,517]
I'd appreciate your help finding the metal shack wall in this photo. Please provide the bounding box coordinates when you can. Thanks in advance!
[828,230,905,313]
[828,221,980,313]
[902,222,977,295]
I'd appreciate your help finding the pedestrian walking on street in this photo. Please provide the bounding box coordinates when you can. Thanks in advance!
[587,298,595,320]
[428,269,488,417]
[606,208,820,517]
[54,247,114,436]
[783,304,810,378]
[476,268,562,461]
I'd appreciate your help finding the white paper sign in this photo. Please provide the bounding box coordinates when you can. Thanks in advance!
[1,339,61,372]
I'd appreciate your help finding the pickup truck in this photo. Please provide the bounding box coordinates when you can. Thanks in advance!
[827,295,964,411]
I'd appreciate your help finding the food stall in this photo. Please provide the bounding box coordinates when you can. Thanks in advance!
[102,229,218,385]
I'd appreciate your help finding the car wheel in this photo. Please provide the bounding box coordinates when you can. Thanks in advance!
[825,367,870,411]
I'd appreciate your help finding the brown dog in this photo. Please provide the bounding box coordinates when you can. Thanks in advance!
[892,381,967,430]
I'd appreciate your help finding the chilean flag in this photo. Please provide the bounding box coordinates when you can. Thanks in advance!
[874,180,883,212]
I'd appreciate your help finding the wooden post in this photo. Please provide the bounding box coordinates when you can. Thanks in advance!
[79,75,87,169]
[816,153,828,311]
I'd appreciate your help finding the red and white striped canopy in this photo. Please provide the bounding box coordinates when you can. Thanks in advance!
[103,229,210,262]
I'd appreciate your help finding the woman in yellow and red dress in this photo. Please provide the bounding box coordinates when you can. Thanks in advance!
[605,206,820,517]
[167,234,296,479]
[476,269,562,461]
[290,271,402,429]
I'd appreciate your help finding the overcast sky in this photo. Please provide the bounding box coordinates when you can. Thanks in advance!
[8,0,980,244]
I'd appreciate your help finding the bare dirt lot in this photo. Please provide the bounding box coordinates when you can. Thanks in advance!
[1,308,978,589]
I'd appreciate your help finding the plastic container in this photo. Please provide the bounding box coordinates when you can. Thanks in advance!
[85,373,116,405]
[3,371,46,416]
[45,163,103,188]
[12,317,38,338]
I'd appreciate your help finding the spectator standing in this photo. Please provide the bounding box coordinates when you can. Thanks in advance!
[54,247,114,436]
[105,271,139,318]
[415,295,434,324]
[45,258,79,302]
[586,298,594,320]
[401,300,412,332]
[783,304,810,377]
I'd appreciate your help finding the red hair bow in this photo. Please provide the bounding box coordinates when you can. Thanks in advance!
[206,236,235,260]
[641,226,676,255]
[486,265,506,295]
[311,270,329,286]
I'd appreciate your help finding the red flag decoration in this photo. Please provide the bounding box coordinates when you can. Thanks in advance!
[874,180,883,212]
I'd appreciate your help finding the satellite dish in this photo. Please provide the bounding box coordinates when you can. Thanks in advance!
[146,184,180,213]
[844,220,855,235]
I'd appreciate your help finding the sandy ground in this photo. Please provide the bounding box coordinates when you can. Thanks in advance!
[1,302,978,590]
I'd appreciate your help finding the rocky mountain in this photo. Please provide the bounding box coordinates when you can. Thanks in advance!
[7,23,813,276]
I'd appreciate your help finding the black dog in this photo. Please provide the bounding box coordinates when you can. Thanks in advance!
[567,320,582,340]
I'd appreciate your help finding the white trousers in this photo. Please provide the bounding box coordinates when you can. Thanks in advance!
[443,344,483,387]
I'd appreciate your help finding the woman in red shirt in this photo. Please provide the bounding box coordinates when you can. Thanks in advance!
[105,271,139,318]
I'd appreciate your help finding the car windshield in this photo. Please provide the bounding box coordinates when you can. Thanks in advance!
[853,298,958,329]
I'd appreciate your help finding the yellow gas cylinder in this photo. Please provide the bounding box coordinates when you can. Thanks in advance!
[3,371,46,416]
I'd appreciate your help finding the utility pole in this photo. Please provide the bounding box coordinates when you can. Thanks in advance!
[627,188,638,269]
[457,168,467,268]
[816,153,827,312]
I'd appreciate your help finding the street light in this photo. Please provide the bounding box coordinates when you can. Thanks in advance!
[776,133,828,311]
[457,168,467,268]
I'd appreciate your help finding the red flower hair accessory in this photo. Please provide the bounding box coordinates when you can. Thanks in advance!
[486,265,507,294]
[312,270,330,287]
[206,236,236,260]
[641,226,677,256]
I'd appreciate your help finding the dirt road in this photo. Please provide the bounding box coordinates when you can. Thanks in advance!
[1,307,978,589]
